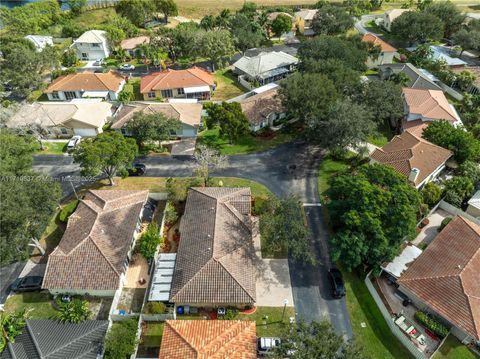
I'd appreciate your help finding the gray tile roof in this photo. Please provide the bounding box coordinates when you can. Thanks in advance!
[0,320,108,359]
[170,187,256,305]
[43,190,148,291]
[378,63,442,91]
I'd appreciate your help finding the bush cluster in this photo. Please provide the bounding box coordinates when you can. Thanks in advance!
[137,223,162,260]
[414,311,449,338]
[144,301,166,314]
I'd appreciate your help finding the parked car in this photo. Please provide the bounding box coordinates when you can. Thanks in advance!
[11,276,43,293]
[119,64,135,71]
[93,59,104,66]
[257,337,281,356]
[328,268,345,298]
[67,135,82,151]
[128,163,146,176]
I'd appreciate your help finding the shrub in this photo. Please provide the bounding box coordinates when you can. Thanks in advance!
[252,196,268,216]
[144,301,166,314]
[118,84,135,103]
[414,311,449,338]
[137,223,162,260]
[443,176,474,206]
[59,199,79,222]
[421,182,442,207]
[164,201,178,226]
[220,308,239,320]
[438,217,452,232]
[104,319,138,359]
[56,298,91,323]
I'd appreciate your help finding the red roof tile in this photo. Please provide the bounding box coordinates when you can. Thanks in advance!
[140,67,214,93]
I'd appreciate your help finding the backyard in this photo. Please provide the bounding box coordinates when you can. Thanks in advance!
[434,335,480,359]
[211,69,246,101]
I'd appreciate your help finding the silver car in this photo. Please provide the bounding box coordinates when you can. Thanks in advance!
[67,135,82,151]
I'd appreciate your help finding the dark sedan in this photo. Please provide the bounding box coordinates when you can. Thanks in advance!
[328,268,346,299]
[11,276,43,293]
[128,163,146,176]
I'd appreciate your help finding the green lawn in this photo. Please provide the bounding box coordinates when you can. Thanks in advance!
[4,292,58,319]
[343,270,415,359]
[237,306,296,337]
[211,69,247,101]
[434,335,480,359]
[141,322,164,347]
[317,153,355,197]
[198,127,298,155]
[35,141,67,155]
[128,77,143,100]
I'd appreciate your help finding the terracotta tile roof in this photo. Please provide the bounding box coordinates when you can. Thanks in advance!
[45,71,125,93]
[140,67,214,93]
[370,131,452,186]
[403,88,460,123]
[159,320,257,359]
[120,36,150,50]
[170,187,256,305]
[401,119,429,137]
[398,216,480,340]
[111,101,202,129]
[362,33,397,53]
[43,190,148,291]
[239,88,284,126]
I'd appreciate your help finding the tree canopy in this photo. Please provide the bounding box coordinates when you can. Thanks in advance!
[115,0,155,27]
[125,112,182,147]
[327,164,422,270]
[204,102,250,144]
[154,0,178,23]
[73,131,138,186]
[271,14,292,37]
[424,1,465,38]
[311,5,354,35]
[104,319,138,359]
[391,11,444,44]
[229,13,266,53]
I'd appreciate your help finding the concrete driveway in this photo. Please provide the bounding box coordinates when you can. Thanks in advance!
[253,220,294,307]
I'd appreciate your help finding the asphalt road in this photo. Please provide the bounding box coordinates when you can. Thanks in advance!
[32,141,353,338]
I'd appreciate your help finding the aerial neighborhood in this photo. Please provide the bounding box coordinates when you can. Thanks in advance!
[1,0,480,358]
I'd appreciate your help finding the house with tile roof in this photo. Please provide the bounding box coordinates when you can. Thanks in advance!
[378,63,443,91]
[111,101,202,137]
[170,187,256,307]
[382,9,411,32]
[402,88,462,134]
[233,51,298,88]
[72,30,110,61]
[7,101,113,138]
[362,33,397,68]
[0,320,108,359]
[45,71,126,101]
[370,131,452,189]
[120,36,150,56]
[43,190,148,296]
[294,9,318,36]
[397,216,480,344]
[140,67,215,101]
[159,320,257,359]
[238,87,286,132]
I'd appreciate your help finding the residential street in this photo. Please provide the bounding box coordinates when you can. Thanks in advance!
[32,141,353,338]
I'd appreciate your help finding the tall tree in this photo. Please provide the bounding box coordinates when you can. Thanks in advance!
[115,0,155,27]
[275,320,367,359]
[260,196,314,264]
[200,30,235,71]
[311,5,354,35]
[304,98,375,152]
[391,11,444,44]
[72,131,138,186]
[154,0,178,23]
[67,0,87,15]
[229,13,266,53]
[125,112,182,147]
[193,144,228,185]
[452,29,480,55]
[422,121,480,163]
[104,319,138,359]
[327,164,421,270]
[270,14,292,38]
[424,1,465,38]
[204,102,250,144]
[279,72,337,122]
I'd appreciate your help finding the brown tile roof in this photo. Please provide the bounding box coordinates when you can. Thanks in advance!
[43,190,148,291]
[239,89,285,126]
[370,131,452,186]
[140,67,214,93]
[362,33,397,53]
[403,88,460,123]
[45,71,125,93]
[159,320,257,359]
[111,102,202,129]
[398,216,480,340]
[170,187,256,305]
[120,36,150,50]
[401,119,429,137]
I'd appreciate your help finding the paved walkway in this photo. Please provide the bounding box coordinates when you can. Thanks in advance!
[412,209,450,246]
[170,138,197,156]
[253,220,294,307]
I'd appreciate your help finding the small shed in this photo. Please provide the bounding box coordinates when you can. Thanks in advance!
[381,244,422,279]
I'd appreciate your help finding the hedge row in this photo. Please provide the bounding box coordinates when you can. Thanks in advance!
[414,311,449,338]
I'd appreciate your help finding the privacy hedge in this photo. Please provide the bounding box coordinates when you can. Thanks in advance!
[414,311,449,338]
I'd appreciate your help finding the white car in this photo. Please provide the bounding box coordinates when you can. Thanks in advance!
[93,59,104,66]
[257,337,281,356]
[67,135,82,151]
[119,64,135,71]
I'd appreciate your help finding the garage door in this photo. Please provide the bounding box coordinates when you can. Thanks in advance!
[74,128,97,137]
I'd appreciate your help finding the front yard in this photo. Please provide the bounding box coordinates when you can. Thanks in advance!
[434,335,480,359]
[237,306,296,337]
[3,292,58,319]
[34,141,67,155]
[211,68,247,101]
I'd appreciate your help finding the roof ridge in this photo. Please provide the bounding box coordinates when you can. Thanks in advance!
[187,67,210,85]
[216,258,256,302]
[202,320,250,355]
[222,201,251,233]
[25,321,42,357]
[166,321,199,355]
[401,272,462,282]
[44,321,107,358]
[87,236,122,277]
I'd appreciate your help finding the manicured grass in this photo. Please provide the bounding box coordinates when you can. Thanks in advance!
[211,69,246,101]
[198,127,298,155]
[75,7,116,28]
[142,322,164,347]
[434,335,480,359]
[4,292,58,319]
[343,270,414,359]
[35,141,67,155]
[59,199,79,222]
[33,209,65,258]
[237,306,296,337]
[317,154,354,197]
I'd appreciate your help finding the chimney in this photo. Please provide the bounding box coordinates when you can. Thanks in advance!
[408,168,420,183]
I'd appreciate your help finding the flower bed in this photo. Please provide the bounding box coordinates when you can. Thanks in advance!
[414,311,449,338]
